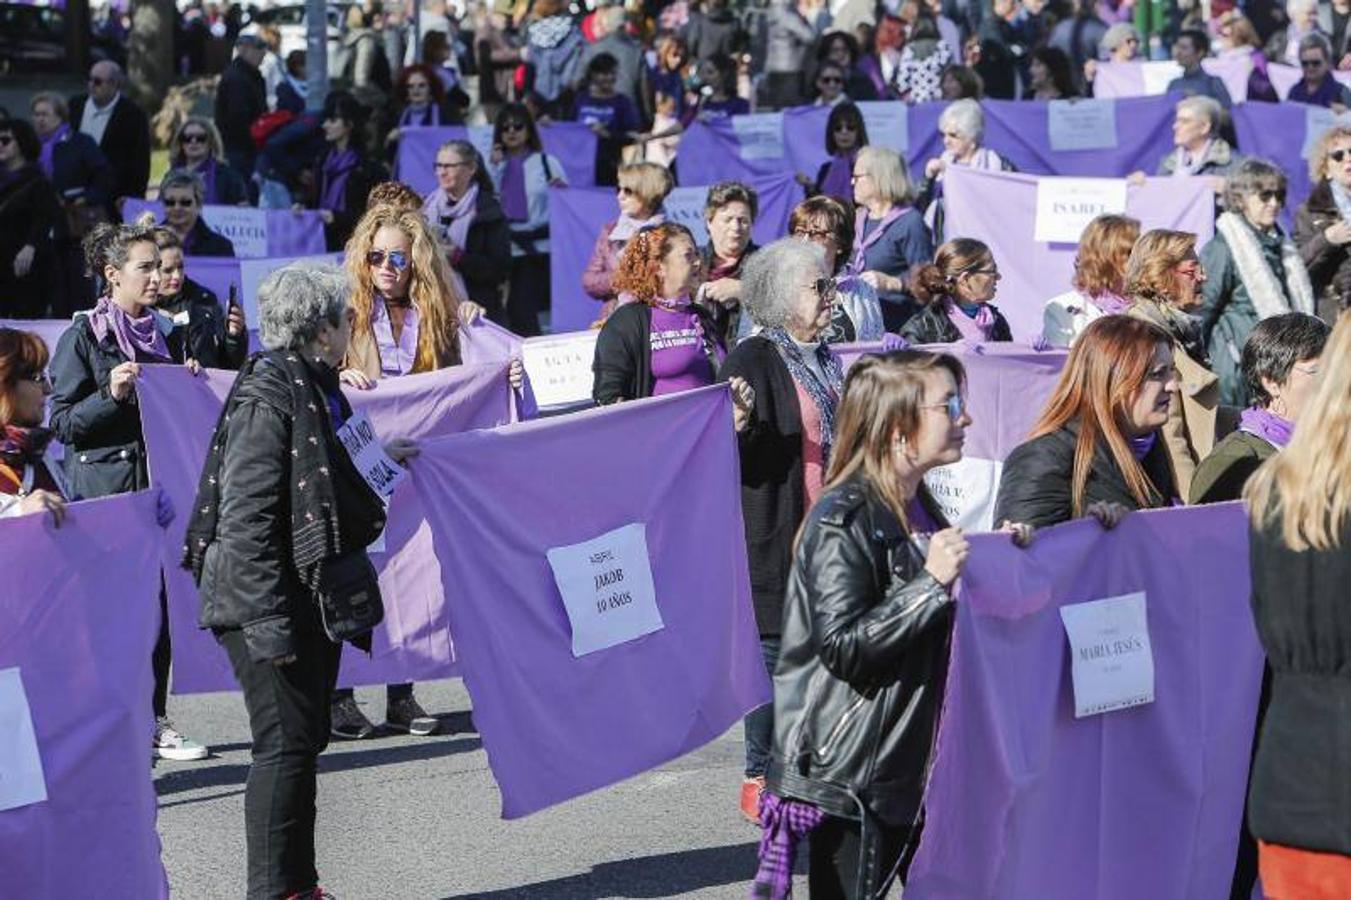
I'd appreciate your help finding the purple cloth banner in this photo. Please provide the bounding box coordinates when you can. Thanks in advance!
[679,97,1180,187]
[137,361,516,693]
[458,317,523,366]
[1267,62,1351,99]
[548,173,801,333]
[907,502,1263,899]
[122,199,327,258]
[943,168,1215,342]
[0,491,168,898]
[414,385,770,817]
[1093,57,1252,102]
[1233,102,1319,225]
[0,319,70,357]
[394,122,598,196]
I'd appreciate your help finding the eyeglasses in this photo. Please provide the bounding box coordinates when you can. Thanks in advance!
[1256,189,1287,205]
[501,121,527,133]
[1330,149,1351,162]
[1300,57,1326,69]
[819,76,844,85]
[434,160,470,170]
[181,132,209,144]
[793,227,835,241]
[366,249,410,270]
[921,394,966,422]
[162,197,195,208]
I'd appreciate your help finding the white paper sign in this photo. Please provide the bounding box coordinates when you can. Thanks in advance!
[1059,591,1155,718]
[664,187,714,245]
[0,667,48,812]
[1033,177,1129,244]
[334,410,407,499]
[521,330,600,409]
[732,113,786,160]
[1302,106,1351,158]
[200,206,270,258]
[1047,99,1118,152]
[922,457,1002,531]
[857,101,909,152]
[1139,61,1184,95]
[237,254,344,326]
[546,522,664,657]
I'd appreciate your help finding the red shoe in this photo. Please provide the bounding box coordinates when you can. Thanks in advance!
[740,776,766,824]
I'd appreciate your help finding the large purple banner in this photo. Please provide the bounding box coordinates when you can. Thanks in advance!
[137,361,516,694]
[413,385,770,818]
[0,491,168,898]
[677,97,1179,187]
[394,122,598,196]
[943,167,1215,342]
[908,502,1263,899]
[1233,101,1323,224]
[548,173,801,333]
[122,200,327,258]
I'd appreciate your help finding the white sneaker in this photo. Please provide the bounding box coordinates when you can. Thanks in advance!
[153,717,209,761]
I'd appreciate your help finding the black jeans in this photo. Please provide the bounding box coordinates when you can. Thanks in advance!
[153,581,171,719]
[505,254,550,337]
[220,618,342,900]
[808,815,912,899]
[742,635,782,778]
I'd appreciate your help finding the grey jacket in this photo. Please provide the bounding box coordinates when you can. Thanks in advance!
[765,1,825,74]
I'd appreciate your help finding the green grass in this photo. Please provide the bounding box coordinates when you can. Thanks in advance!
[149,149,171,196]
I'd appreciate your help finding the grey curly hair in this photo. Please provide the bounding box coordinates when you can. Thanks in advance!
[257,263,351,350]
[741,238,829,331]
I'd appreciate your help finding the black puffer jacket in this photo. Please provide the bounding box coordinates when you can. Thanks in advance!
[196,354,384,662]
[48,312,184,499]
[767,475,953,829]
[898,300,1014,345]
[993,422,1177,528]
[158,277,248,370]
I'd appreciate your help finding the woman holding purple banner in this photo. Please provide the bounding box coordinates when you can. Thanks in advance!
[1242,315,1351,900]
[994,315,1180,529]
[849,147,935,332]
[915,99,1014,244]
[168,117,249,207]
[1288,34,1351,108]
[1042,213,1141,348]
[900,238,1014,345]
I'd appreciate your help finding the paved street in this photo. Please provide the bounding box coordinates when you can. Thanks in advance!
[157,678,804,899]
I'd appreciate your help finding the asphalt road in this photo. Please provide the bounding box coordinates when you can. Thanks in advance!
[156,678,809,899]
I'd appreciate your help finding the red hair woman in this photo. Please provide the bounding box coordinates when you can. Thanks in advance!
[0,327,69,524]
[994,315,1180,529]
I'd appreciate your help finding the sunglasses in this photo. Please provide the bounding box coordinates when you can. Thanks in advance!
[1257,189,1287,205]
[366,249,410,270]
[819,76,844,85]
[1331,149,1351,162]
[1301,58,1326,69]
[162,197,195,208]
[181,132,209,144]
[618,185,636,196]
[833,122,858,131]
[921,394,966,422]
[501,121,527,133]
[434,160,470,170]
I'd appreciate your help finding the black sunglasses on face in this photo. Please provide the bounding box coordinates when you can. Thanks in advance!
[1257,189,1287,205]
[163,197,195,208]
[819,76,843,85]
[1301,57,1326,69]
[1331,149,1351,162]
[501,121,527,133]
[181,132,209,144]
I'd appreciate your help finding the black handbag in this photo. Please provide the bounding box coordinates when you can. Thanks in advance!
[314,551,385,643]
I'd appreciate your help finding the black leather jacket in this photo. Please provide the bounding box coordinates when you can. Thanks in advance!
[766,475,954,829]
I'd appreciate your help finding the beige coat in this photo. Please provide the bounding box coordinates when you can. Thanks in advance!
[1127,299,1220,497]
[343,313,461,381]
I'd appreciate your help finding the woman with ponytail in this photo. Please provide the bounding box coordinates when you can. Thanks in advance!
[994,315,1180,529]
[899,238,1013,346]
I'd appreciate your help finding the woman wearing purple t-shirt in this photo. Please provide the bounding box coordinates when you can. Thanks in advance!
[592,222,755,416]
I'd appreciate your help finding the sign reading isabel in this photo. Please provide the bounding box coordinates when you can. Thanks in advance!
[335,410,407,499]
[1033,177,1128,243]
[1059,591,1155,718]
[546,522,664,658]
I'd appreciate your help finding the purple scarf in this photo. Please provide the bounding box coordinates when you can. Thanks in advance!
[1239,406,1294,448]
[849,206,908,275]
[946,301,996,342]
[1129,431,1157,461]
[194,156,218,205]
[423,183,479,250]
[818,152,855,201]
[501,153,529,222]
[399,103,440,127]
[38,123,69,179]
[751,793,826,900]
[1089,290,1131,316]
[319,147,359,213]
[87,296,171,363]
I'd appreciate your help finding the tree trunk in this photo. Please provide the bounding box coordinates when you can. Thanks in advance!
[65,0,91,78]
[127,0,175,118]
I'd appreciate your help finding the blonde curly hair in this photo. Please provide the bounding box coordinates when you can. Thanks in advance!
[343,206,463,372]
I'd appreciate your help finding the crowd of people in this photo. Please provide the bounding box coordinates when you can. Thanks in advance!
[2,0,1351,898]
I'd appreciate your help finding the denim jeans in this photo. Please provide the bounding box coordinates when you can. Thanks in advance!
[742,635,782,778]
[220,618,342,900]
